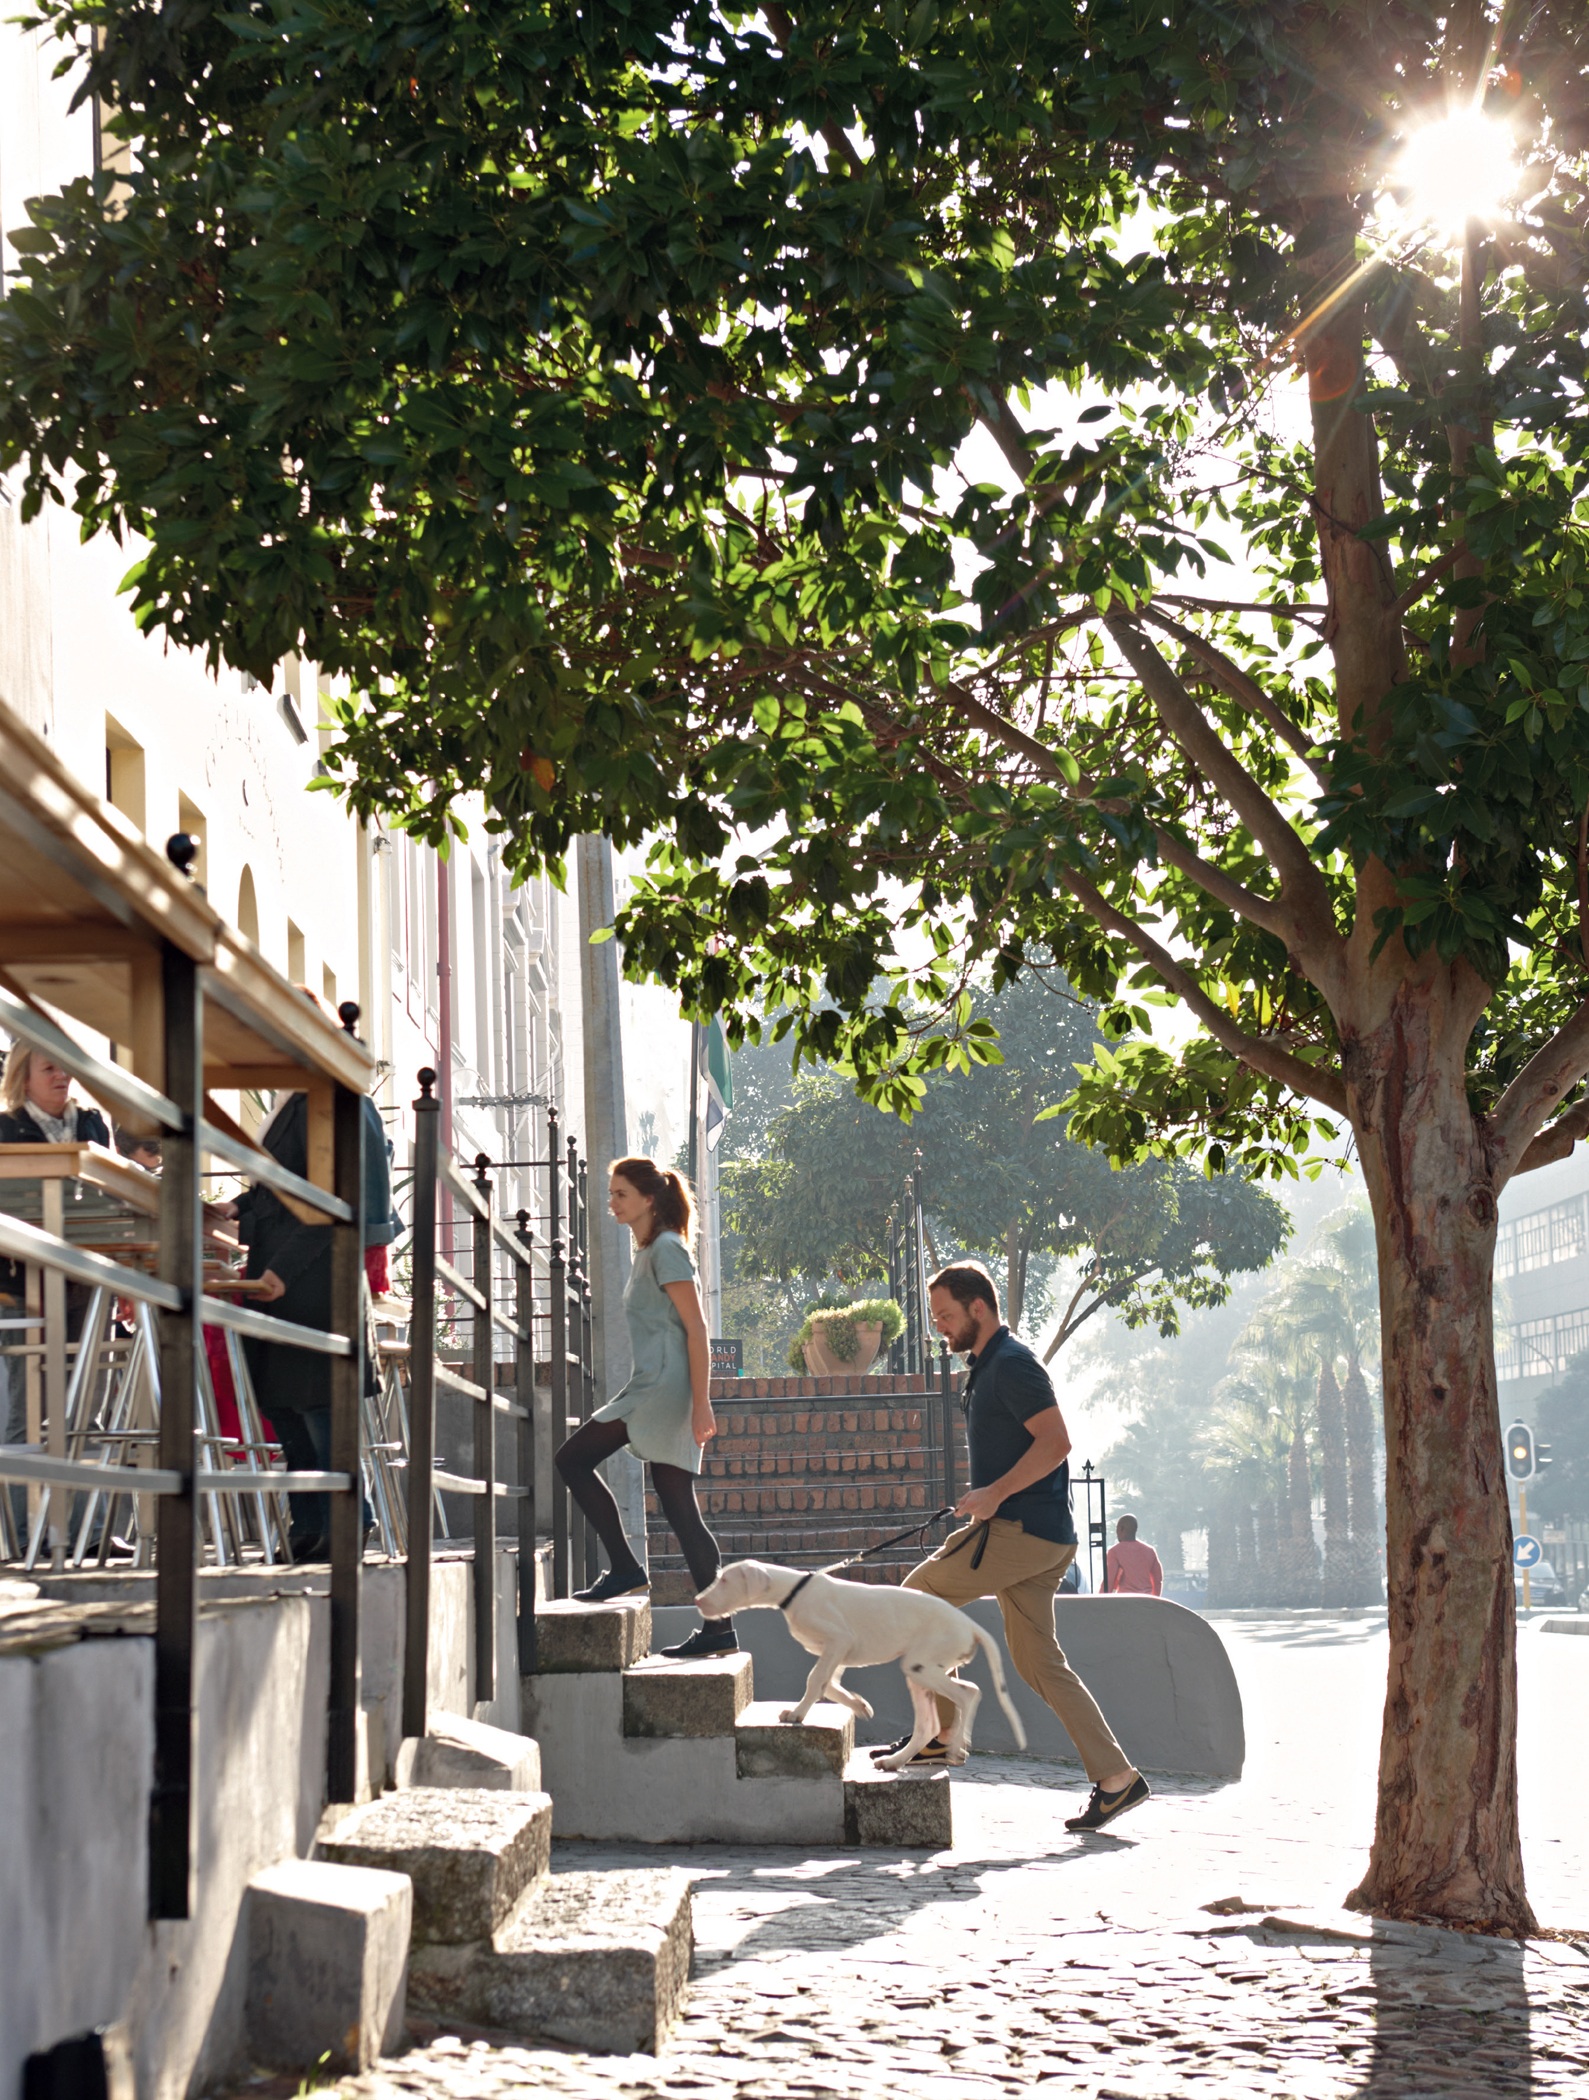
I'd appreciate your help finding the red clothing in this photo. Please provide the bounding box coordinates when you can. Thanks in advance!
[364,1244,391,1296]
[1106,1538,1163,1595]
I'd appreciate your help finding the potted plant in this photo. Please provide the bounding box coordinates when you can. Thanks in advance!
[788,1297,905,1377]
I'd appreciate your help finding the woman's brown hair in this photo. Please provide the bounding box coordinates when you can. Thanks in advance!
[609,1156,694,1247]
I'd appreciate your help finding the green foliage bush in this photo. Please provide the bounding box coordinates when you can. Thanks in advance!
[788,1296,905,1373]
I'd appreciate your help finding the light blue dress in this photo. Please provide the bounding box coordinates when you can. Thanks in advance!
[592,1230,704,1473]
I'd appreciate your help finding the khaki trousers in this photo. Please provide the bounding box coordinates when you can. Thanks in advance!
[903,1518,1131,1782]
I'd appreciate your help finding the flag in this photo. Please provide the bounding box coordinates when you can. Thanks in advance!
[703,1017,733,1151]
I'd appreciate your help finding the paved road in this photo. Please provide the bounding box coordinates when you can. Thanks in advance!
[320,1614,1589,2100]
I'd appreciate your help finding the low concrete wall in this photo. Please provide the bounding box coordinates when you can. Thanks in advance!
[525,1670,845,1844]
[2,1545,526,2100]
[652,1594,1244,1780]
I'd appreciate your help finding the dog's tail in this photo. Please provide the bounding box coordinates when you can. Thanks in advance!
[972,1626,1027,1750]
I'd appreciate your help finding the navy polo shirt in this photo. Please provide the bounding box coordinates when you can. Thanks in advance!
[961,1325,1076,1545]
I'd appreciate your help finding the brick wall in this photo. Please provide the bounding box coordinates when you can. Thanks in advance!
[645,1372,965,1601]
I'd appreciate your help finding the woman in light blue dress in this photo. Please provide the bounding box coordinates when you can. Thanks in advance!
[554,1157,735,1656]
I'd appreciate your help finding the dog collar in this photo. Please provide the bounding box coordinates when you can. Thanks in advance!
[777,1572,815,1612]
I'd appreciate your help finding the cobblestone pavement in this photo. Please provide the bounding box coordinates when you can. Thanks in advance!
[318,1619,1588,2100]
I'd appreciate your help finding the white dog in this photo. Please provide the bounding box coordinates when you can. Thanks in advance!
[695,1559,1026,1769]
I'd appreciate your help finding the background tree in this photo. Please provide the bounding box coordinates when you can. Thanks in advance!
[8,0,1589,1930]
[725,978,1287,1353]
[1315,1362,1355,1608]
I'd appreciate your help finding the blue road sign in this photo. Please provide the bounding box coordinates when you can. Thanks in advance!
[1513,1535,1542,1570]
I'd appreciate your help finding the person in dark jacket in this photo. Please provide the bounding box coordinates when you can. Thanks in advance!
[236,1089,392,1559]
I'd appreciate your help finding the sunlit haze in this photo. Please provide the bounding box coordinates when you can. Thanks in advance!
[1390,107,1517,236]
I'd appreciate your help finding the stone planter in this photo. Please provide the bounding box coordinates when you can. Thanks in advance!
[801,1320,884,1379]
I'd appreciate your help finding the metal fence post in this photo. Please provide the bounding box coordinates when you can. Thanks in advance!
[547,1105,569,1600]
[565,1130,587,1587]
[472,1154,496,1703]
[326,1050,366,1803]
[514,1211,538,1673]
[149,938,201,1920]
[403,1070,440,1742]
[938,1341,957,1509]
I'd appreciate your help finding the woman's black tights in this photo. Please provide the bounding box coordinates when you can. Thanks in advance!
[554,1416,722,1593]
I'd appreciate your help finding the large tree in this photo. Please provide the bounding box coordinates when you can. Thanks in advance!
[5,0,1588,1931]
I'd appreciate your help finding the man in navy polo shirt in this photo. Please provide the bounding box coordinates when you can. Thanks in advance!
[875,1261,1149,1831]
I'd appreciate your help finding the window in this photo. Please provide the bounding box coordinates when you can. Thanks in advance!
[237,866,260,946]
[105,716,146,831]
[1508,1196,1586,1274]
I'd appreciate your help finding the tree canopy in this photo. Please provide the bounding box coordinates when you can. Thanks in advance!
[6,0,1588,1929]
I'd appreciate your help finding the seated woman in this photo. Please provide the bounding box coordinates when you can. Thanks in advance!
[0,1048,110,1148]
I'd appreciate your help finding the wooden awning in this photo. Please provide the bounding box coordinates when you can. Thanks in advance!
[0,699,372,1186]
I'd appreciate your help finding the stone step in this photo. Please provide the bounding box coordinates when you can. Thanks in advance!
[407,1866,693,2054]
[394,1711,540,1793]
[245,1857,411,2075]
[622,1650,753,1737]
[842,1753,953,1849]
[735,1699,853,1779]
[533,1595,651,1673]
[318,1787,552,1944]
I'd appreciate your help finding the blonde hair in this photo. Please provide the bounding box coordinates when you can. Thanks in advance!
[2,1046,43,1115]
[609,1156,694,1247]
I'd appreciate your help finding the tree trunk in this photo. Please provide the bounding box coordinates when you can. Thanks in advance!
[1343,1351,1383,1606]
[1235,1499,1259,1609]
[1005,1221,1025,1334]
[1344,998,1533,1932]
[1283,1420,1321,1607]
[1256,1493,1281,1607]
[1205,1493,1237,1609]
[1317,1361,1354,1606]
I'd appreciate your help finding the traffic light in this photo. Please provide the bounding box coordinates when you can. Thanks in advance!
[1505,1422,1536,1482]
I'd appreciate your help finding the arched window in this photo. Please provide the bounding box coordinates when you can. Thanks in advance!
[237,864,260,946]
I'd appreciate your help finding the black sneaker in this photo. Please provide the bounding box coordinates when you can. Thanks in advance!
[869,1733,949,1765]
[659,1620,739,1659]
[1065,1773,1151,1831]
[575,1567,650,1603]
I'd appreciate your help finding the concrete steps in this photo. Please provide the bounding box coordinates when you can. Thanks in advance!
[319,1785,690,2053]
[525,1597,952,1849]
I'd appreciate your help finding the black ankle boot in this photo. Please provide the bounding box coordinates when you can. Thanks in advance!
[659,1619,738,1659]
[575,1565,650,1603]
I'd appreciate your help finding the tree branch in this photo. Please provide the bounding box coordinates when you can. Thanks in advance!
[1137,603,1320,771]
[1105,617,1343,967]
[1514,1098,1589,1177]
[937,679,1293,938]
[1492,995,1589,1180]
[975,396,1037,484]
[1055,863,1350,1116]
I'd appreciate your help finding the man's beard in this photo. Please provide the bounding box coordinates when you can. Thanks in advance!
[942,1313,980,1354]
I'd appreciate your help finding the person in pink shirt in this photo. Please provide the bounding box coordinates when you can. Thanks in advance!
[1105,1513,1163,1595]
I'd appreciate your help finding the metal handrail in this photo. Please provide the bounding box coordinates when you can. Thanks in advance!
[199,1295,355,1356]
[0,1211,184,1309]
[0,1452,353,1496]
[199,1120,353,1223]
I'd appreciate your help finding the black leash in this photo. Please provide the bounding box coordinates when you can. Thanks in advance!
[776,1504,959,1611]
